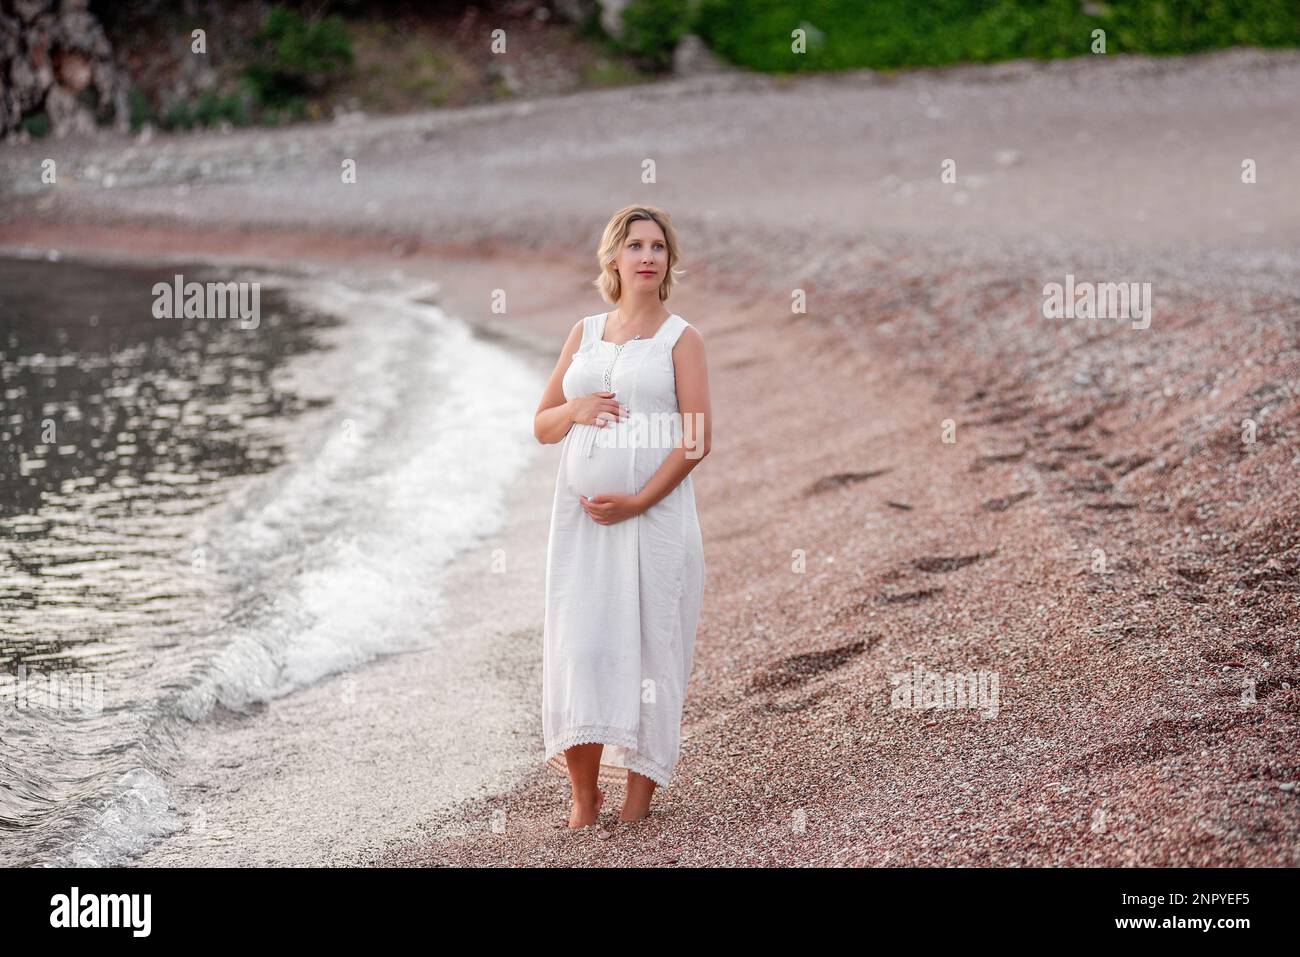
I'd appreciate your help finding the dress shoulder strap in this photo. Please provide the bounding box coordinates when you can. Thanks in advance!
[578,314,600,349]
[659,314,690,349]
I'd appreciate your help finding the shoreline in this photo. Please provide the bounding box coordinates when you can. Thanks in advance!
[6,215,1300,865]
[5,52,1299,864]
[0,236,574,865]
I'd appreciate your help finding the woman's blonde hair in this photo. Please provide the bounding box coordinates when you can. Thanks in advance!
[593,204,685,304]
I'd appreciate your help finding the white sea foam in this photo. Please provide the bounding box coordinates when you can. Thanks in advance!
[174,274,545,716]
[62,272,545,867]
[59,768,185,868]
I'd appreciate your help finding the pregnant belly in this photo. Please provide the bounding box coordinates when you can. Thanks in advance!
[565,424,635,498]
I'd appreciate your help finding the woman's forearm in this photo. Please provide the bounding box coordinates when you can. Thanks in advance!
[535,399,576,444]
[635,442,709,512]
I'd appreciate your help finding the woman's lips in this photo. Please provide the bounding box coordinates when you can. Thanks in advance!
[637,271,656,275]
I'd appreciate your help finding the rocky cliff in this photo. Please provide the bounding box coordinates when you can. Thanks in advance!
[1,0,128,141]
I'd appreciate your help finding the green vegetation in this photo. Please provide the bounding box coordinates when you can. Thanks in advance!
[618,0,695,70]
[21,111,49,138]
[99,0,1300,135]
[580,57,646,88]
[127,87,153,132]
[242,5,354,111]
[159,89,252,131]
[691,0,1300,73]
[146,5,355,131]
[392,48,457,107]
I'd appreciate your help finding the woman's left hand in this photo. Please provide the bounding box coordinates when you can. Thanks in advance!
[580,493,646,525]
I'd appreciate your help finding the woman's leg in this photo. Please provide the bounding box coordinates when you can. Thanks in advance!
[620,771,656,822]
[564,743,605,828]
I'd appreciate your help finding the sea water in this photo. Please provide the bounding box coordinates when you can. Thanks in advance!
[0,254,543,865]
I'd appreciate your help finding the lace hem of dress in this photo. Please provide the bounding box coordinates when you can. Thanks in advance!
[622,751,672,788]
[544,725,673,788]
[546,724,637,759]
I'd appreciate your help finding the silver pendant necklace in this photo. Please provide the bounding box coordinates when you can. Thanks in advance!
[602,332,640,391]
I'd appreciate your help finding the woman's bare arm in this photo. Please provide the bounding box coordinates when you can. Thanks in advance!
[533,320,585,444]
[634,326,712,510]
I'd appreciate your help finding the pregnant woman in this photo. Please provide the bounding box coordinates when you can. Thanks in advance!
[532,204,711,830]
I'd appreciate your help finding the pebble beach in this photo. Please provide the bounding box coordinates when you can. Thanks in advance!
[2,46,1298,866]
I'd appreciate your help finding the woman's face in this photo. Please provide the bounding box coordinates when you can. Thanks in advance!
[613,220,668,294]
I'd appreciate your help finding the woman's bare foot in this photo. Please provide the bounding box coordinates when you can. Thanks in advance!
[620,771,656,822]
[568,787,604,829]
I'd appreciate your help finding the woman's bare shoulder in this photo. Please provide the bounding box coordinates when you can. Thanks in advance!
[673,322,705,349]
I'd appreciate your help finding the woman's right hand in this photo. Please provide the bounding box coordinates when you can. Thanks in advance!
[570,391,627,428]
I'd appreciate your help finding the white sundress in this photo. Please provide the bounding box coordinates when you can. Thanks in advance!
[542,310,707,788]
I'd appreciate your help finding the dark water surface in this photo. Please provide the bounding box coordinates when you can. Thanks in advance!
[1,253,546,866]
[0,255,339,864]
